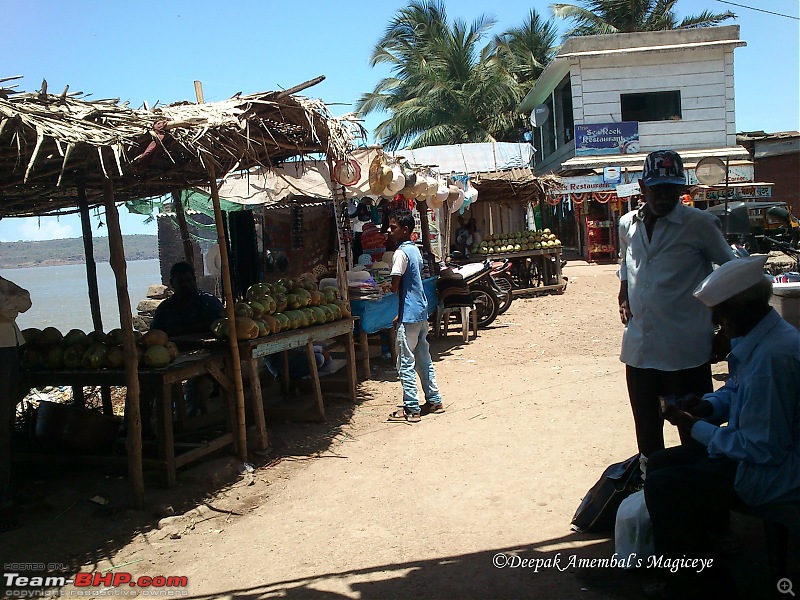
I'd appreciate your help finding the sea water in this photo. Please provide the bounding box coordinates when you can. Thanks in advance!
[5,259,162,333]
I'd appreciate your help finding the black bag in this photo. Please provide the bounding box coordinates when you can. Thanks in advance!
[571,453,643,533]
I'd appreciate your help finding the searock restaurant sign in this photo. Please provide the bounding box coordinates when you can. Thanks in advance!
[575,122,639,156]
[551,173,642,194]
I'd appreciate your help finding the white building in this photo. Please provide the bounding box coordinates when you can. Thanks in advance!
[519,26,752,258]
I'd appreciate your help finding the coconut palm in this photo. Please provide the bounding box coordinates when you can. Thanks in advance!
[492,9,560,96]
[357,1,538,150]
[551,0,736,37]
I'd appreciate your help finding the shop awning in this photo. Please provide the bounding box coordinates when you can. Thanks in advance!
[558,146,752,174]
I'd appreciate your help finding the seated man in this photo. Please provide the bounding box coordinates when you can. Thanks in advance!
[644,255,800,597]
[137,262,223,433]
[264,346,331,381]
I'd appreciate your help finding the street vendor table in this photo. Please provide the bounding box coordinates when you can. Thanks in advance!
[477,248,566,294]
[350,277,438,377]
[173,317,358,452]
[20,351,235,487]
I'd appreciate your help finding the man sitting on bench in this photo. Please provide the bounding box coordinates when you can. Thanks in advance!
[644,255,800,598]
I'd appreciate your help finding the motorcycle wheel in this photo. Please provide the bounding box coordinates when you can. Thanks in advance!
[471,282,499,328]
[494,275,514,315]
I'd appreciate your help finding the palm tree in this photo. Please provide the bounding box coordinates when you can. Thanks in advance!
[492,9,560,96]
[551,0,736,37]
[357,1,540,150]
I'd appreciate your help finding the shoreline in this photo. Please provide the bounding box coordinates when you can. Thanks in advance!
[1,257,157,269]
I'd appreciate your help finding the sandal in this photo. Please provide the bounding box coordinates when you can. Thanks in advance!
[420,402,445,416]
[388,409,421,423]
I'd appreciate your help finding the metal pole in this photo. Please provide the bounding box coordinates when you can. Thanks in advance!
[723,156,731,237]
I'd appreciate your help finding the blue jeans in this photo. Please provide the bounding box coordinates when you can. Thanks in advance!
[396,321,442,413]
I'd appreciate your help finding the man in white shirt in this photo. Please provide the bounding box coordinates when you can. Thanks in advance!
[618,150,735,457]
[0,275,31,533]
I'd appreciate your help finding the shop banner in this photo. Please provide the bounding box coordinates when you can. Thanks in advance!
[616,182,641,198]
[575,122,639,156]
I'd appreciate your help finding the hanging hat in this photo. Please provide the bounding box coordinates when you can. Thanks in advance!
[466,184,479,204]
[386,165,405,194]
[332,158,361,186]
[369,154,393,194]
[435,185,449,203]
[401,164,417,189]
[449,188,464,213]
[427,194,442,209]
[693,255,771,307]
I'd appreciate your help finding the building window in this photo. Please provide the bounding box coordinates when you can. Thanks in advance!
[621,91,681,122]
[554,76,574,145]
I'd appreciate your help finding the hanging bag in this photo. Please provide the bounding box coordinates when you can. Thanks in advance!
[570,453,643,533]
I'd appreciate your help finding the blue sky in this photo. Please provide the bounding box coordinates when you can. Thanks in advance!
[1,0,798,243]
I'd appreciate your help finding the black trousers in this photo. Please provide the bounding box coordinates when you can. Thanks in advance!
[645,444,740,559]
[626,363,713,457]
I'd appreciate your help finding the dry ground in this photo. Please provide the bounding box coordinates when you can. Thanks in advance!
[2,261,790,599]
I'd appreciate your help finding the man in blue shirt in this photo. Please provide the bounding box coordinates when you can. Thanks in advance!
[618,150,735,457]
[386,209,443,423]
[644,255,800,597]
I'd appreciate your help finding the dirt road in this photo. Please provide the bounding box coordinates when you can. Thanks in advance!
[4,261,778,599]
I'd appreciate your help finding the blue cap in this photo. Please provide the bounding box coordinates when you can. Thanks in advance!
[642,150,686,186]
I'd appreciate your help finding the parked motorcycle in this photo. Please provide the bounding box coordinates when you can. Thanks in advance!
[445,257,502,328]
[489,259,514,315]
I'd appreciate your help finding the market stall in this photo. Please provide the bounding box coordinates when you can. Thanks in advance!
[0,75,354,502]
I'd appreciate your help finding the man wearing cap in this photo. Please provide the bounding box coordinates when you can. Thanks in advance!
[618,150,736,457]
[643,255,800,597]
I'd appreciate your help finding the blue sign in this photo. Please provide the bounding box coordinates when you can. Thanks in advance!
[575,122,639,156]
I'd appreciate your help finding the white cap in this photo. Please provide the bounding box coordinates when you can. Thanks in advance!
[693,255,770,307]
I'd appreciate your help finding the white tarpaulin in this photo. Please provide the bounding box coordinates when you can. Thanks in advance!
[391,142,534,174]
[209,148,383,204]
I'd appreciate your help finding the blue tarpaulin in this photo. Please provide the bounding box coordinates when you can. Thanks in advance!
[351,278,438,334]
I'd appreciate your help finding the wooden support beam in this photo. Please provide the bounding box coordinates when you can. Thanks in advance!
[102,178,145,507]
[171,190,195,270]
[195,80,251,460]
[78,182,103,331]
[417,199,432,254]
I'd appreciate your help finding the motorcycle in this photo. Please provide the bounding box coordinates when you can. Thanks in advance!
[445,254,503,327]
[489,259,514,315]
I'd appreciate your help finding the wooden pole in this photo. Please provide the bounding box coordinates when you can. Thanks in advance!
[102,179,145,507]
[78,183,103,332]
[417,199,432,254]
[195,81,249,460]
[171,190,195,269]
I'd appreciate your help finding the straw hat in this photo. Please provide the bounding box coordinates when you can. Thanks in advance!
[368,155,393,195]
[436,185,449,203]
[332,158,361,186]
[427,194,443,209]
[386,165,405,194]
[448,187,464,213]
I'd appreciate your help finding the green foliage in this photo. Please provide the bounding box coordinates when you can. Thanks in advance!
[550,0,736,37]
[0,235,158,268]
[356,1,558,149]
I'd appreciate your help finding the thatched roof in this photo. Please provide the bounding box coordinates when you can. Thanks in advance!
[0,76,356,217]
[472,169,563,204]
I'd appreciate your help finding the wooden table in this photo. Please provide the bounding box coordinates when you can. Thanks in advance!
[476,248,567,294]
[20,351,236,487]
[174,317,358,452]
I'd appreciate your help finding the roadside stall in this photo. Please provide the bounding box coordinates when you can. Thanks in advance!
[0,76,353,499]
[396,142,567,295]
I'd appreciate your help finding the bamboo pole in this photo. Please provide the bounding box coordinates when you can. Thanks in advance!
[78,182,103,331]
[195,81,249,460]
[171,190,195,269]
[102,179,145,507]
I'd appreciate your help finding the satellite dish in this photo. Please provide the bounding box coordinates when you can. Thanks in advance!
[695,156,727,186]
[529,104,550,128]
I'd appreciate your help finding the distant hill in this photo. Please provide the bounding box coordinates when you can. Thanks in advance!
[0,235,159,268]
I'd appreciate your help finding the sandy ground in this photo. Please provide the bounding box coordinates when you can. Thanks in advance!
[2,260,791,599]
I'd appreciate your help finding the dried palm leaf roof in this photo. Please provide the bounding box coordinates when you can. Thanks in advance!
[0,76,356,218]
[472,169,564,204]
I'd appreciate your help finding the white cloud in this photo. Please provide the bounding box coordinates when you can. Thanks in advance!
[14,217,76,241]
